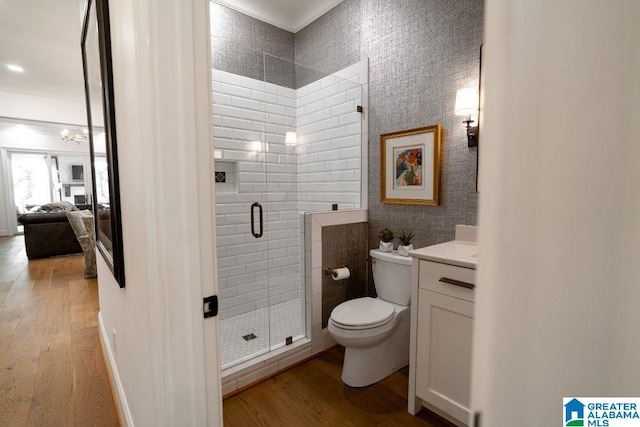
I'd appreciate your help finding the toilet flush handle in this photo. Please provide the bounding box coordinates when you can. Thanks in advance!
[371,257,376,264]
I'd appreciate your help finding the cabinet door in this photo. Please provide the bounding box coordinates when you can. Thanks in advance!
[416,289,473,425]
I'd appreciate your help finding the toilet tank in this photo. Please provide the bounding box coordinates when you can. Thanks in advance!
[370,249,413,306]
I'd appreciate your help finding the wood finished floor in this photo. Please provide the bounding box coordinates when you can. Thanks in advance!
[0,235,119,426]
[1,234,453,426]
[223,347,455,427]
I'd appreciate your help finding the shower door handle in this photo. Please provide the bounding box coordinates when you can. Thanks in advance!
[251,202,263,238]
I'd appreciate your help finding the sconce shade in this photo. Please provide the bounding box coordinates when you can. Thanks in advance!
[455,88,479,116]
[285,131,297,145]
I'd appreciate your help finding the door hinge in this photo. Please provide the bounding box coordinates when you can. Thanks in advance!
[203,295,218,318]
[473,411,481,427]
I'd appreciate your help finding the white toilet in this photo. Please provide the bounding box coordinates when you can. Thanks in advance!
[328,249,412,387]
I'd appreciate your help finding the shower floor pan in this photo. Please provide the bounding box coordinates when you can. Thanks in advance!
[220,298,305,369]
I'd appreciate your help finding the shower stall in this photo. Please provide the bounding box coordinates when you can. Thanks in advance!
[211,41,366,369]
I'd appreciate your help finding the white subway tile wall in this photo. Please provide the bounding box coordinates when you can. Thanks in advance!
[221,209,367,395]
[214,161,236,193]
[213,60,368,370]
[296,62,365,212]
[214,69,299,320]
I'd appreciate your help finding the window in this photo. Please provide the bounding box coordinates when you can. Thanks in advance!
[9,152,92,233]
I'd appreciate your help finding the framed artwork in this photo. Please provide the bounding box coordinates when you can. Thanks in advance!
[81,0,126,287]
[380,125,441,206]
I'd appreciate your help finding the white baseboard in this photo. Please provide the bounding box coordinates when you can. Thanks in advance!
[98,312,135,427]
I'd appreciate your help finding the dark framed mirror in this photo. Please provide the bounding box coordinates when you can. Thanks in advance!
[81,0,125,287]
[476,43,483,193]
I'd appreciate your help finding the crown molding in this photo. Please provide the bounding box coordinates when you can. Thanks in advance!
[211,0,344,33]
[292,0,344,32]
[212,0,294,32]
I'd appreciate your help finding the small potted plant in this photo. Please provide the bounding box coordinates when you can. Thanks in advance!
[397,229,415,256]
[378,228,395,252]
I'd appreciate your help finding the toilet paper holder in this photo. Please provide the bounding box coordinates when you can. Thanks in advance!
[324,266,349,275]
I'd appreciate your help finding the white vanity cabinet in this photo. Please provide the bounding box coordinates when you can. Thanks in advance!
[408,241,477,427]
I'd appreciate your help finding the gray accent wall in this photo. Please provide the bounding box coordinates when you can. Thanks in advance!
[210,3,294,61]
[210,0,483,248]
[321,222,369,328]
[210,4,332,89]
[295,0,484,249]
[210,3,296,88]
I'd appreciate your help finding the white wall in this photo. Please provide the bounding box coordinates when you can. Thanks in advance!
[473,1,640,425]
[0,2,112,237]
[0,89,87,125]
[96,0,221,425]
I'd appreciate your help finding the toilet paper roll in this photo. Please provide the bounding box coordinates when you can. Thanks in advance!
[331,267,350,281]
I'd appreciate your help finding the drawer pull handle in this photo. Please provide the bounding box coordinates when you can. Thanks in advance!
[439,277,475,290]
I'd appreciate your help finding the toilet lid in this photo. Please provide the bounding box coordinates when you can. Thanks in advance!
[330,297,395,329]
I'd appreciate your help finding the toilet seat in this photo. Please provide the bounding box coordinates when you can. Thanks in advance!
[330,297,395,330]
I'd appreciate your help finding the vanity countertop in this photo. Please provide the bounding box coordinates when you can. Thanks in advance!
[409,240,478,270]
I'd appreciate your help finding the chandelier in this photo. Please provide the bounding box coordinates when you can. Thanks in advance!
[60,128,89,144]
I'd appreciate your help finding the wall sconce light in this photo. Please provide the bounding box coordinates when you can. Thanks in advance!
[251,140,263,152]
[285,131,297,146]
[454,87,479,147]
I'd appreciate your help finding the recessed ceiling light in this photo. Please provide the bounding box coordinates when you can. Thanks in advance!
[7,64,24,72]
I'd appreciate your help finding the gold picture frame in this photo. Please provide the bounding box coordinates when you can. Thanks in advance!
[380,124,441,206]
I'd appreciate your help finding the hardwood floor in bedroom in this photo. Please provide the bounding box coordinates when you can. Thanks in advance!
[223,346,455,427]
[0,235,119,426]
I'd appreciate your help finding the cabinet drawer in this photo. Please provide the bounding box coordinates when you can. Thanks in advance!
[419,260,476,302]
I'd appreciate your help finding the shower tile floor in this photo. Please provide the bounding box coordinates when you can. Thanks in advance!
[220,298,304,369]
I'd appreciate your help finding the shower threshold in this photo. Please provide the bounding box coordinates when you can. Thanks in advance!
[221,333,306,371]
[220,298,305,370]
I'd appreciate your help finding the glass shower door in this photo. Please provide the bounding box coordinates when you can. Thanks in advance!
[263,54,305,351]
[213,41,365,368]
[213,45,275,368]
[215,146,273,368]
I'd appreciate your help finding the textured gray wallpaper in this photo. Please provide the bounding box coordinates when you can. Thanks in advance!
[295,0,484,249]
[210,3,296,87]
[321,223,369,327]
[210,0,484,248]
[294,0,362,76]
[210,3,294,61]
[210,4,334,89]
